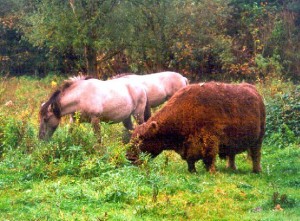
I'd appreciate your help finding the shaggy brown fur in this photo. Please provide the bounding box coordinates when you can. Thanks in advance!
[127,82,266,173]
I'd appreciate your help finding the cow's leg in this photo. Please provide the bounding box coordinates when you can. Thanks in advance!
[202,133,219,173]
[187,160,197,173]
[181,136,200,173]
[203,156,216,173]
[249,146,262,173]
[226,154,237,170]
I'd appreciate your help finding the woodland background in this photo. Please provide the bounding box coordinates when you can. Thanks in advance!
[1,0,300,82]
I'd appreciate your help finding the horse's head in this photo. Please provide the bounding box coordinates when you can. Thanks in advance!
[39,91,61,140]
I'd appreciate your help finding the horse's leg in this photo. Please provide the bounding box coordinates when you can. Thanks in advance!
[132,91,148,124]
[133,105,147,125]
[131,109,144,125]
[122,117,133,144]
[68,114,75,134]
[69,114,75,123]
[123,117,133,130]
[91,116,101,143]
[144,100,152,121]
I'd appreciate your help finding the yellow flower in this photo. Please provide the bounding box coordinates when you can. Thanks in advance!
[51,81,57,88]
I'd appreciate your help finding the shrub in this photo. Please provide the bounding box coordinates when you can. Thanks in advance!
[0,116,24,154]
[263,82,300,146]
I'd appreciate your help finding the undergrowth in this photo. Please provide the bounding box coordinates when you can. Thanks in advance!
[0,76,299,220]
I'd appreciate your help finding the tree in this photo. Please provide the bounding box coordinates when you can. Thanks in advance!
[0,0,48,76]
[227,0,300,81]
[22,0,125,76]
[2,0,299,81]
[121,0,233,79]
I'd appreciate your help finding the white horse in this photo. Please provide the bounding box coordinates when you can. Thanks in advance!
[39,77,150,141]
[114,71,189,120]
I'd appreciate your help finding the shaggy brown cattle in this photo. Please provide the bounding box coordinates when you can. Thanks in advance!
[127,82,266,173]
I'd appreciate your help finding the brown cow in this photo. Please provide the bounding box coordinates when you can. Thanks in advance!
[126,82,266,173]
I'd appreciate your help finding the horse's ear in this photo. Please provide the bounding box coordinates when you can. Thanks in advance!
[149,121,159,134]
[47,103,52,112]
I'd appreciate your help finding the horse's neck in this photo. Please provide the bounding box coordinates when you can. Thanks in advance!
[58,80,101,116]
[59,93,80,116]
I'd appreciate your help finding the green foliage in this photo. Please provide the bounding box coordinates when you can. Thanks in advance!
[263,83,300,147]
[0,113,37,156]
[0,117,23,151]
[0,76,299,220]
[124,0,234,79]
[255,53,284,78]
[20,0,128,75]
[1,0,300,80]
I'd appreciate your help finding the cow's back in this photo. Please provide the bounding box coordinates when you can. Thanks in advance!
[151,82,265,146]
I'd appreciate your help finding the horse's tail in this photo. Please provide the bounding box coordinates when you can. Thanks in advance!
[144,99,151,121]
[184,77,189,86]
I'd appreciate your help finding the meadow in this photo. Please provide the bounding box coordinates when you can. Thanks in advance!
[0,76,299,220]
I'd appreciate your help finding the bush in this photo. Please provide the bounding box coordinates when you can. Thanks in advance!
[0,115,31,155]
[263,82,300,146]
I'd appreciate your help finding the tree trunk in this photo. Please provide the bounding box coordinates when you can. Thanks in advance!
[85,45,97,77]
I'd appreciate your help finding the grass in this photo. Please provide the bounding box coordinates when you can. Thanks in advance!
[0,76,299,220]
[1,145,299,220]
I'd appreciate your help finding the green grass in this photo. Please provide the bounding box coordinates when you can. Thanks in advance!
[0,145,299,220]
[0,76,299,220]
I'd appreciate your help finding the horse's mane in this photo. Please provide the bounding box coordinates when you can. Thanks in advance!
[40,90,61,118]
[67,75,94,82]
[40,75,96,118]
[62,75,95,90]
[111,73,135,79]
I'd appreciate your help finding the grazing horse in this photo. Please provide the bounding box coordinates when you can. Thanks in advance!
[39,77,150,141]
[114,71,189,120]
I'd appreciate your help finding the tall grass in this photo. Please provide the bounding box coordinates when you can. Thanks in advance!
[0,76,299,220]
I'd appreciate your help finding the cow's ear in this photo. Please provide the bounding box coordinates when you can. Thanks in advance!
[149,121,159,134]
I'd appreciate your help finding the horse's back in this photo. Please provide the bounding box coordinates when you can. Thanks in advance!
[155,71,188,92]
[105,77,148,124]
[67,79,144,122]
[115,71,188,107]
[143,71,188,105]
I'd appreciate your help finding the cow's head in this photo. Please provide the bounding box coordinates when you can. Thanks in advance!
[126,121,159,164]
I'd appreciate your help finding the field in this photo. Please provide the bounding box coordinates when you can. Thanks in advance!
[0,76,299,220]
